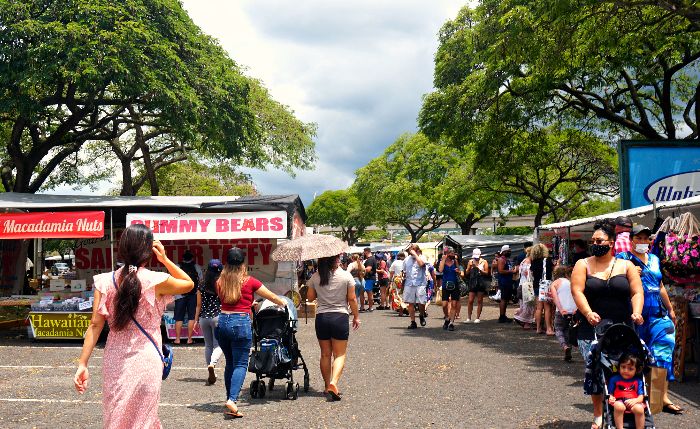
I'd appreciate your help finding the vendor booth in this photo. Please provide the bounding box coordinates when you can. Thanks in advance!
[442,235,533,261]
[536,196,700,381]
[0,193,306,340]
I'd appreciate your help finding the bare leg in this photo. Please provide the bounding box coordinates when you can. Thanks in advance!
[450,299,459,323]
[418,303,426,318]
[442,300,449,319]
[499,299,507,317]
[318,340,332,392]
[631,404,645,429]
[613,401,626,429]
[535,298,543,332]
[592,394,604,428]
[365,290,373,310]
[467,293,475,320]
[187,320,195,343]
[175,321,183,343]
[476,293,484,319]
[544,302,554,334]
[380,286,388,308]
[408,302,416,322]
[329,339,348,391]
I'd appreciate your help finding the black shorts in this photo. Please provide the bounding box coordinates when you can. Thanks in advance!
[378,278,389,287]
[315,312,349,341]
[470,278,488,294]
[441,281,461,301]
[174,294,197,322]
[499,284,514,302]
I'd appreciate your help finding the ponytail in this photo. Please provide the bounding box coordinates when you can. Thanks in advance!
[111,224,153,331]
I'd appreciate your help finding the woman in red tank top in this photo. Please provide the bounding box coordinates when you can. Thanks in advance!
[216,247,284,417]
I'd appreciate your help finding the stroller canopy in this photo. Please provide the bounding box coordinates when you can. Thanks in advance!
[258,296,297,321]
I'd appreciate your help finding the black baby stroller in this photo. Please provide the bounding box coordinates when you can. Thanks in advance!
[248,297,310,400]
[589,322,656,429]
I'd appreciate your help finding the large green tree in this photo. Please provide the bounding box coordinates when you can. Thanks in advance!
[420,0,700,144]
[0,0,315,194]
[476,126,619,227]
[354,133,469,242]
[306,189,369,244]
[133,159,257,197]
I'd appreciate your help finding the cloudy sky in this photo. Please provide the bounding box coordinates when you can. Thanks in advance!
[180,0,465,206]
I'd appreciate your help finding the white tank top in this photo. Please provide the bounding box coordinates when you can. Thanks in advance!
[556,279,577,313]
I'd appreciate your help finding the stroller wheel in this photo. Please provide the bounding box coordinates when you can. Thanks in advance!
[303,374,310,392]
[286,382,298,400]
[249,380,259,399]
[258,380,266,398]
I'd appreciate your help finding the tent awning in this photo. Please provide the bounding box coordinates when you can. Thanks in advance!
[443,234,533,260]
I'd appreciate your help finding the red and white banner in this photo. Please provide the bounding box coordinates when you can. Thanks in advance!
[0,211,105,239]
[126,212,288,240]
[74,232,278,284]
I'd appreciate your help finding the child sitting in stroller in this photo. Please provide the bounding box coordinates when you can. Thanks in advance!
[607,353,645,429]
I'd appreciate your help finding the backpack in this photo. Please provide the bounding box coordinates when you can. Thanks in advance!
[180,262,199,296]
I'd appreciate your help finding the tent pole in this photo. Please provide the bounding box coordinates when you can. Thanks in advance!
[110,210,115,271]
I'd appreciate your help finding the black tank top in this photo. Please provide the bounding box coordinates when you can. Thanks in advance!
[578,274,632,340]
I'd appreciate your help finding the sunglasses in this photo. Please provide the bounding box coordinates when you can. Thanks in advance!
[589,239,610,245]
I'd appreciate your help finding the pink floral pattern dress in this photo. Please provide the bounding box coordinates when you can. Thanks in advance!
[93,267,171,429]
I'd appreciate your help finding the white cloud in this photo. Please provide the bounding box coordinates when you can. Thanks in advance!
[188,1,466,205]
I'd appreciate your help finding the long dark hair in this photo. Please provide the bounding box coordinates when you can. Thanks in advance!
[112,224,153,331]
[593,219,616,241]
[203,267,221,295]
[317,255,339,286]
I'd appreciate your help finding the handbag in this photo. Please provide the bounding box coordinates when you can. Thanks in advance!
[566,312,579,346]
[112,272,173,380]
[538,259,552,302]
[458,276,469,297]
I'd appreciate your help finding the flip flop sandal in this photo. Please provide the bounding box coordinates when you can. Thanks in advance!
[662,404,684,414]
[225,410,244,418]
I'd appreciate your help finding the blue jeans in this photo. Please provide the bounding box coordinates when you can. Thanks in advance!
[216,313,252,402]
[353,277,364,301]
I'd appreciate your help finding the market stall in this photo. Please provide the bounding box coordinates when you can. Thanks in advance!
[536,195,700,381]
[0,193,306,341]
[442,235,533,261]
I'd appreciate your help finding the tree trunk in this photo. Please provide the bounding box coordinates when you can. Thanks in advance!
[119,157,135,196]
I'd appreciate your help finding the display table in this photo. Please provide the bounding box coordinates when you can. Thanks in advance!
[162,311,203,340]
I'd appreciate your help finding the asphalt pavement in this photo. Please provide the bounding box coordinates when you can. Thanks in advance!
[0,301,697,428]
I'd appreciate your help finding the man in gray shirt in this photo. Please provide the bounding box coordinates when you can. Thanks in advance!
[403,244,427,329]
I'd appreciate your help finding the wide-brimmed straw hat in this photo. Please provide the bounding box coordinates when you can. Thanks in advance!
[271,234,349,262]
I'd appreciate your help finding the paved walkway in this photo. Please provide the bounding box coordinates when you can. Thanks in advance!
[0,302,697,428]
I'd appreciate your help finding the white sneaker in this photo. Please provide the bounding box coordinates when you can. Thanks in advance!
[463,319,472,324]
[473,319,481,324]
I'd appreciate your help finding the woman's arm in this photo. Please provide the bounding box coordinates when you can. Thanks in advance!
[626,261,644,325]
[306,284,317,302]
[572,258,600,325]
[479,260,489,275]
[151,241,194,296]
[347,283,360,330]
[659,282,676,323]
[74,289,107,394]
[256,285,286,306]
[193,290,202,327]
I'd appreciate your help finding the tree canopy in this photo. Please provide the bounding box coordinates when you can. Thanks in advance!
[0,0,315,194]
[306,189,369,244]
[420,0,700,144]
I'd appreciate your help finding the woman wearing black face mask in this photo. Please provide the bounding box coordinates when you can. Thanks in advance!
[571,220,644,429]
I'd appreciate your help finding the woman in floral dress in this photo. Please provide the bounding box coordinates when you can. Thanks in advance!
[74,224,194,428]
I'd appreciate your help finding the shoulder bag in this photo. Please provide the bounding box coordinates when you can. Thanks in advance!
[538,259,552,302]
[112,272,173,380]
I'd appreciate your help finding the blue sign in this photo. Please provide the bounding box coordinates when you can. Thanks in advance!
[619,141,700,209]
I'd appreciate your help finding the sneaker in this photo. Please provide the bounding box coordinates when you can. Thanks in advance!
[564,347,572,362]
[359,308,366,313]
[419,314,426,327]
[443,319,449,330]
[448,323,455,331]
[463,319,472,324]
[498,315,512,323]
[473,319,481,324]
[407,321,418,329]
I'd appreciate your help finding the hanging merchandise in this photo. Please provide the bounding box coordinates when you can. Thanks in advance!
[559,238,569,266]
[661,212,700,281]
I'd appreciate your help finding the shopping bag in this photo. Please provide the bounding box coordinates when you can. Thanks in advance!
[538,280,552,301]
[522,280,535,303]
[649,367,667,415]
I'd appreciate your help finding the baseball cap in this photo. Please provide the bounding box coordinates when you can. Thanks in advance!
[208,259,223,272]
[472,248,482,259]
[500,244,510,252]
[615,216,633,228]
[226,247,246,266]
[182,250,194,263]
[631,224,652,237]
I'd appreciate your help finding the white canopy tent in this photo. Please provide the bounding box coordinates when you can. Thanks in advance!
[536,195,700,237]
